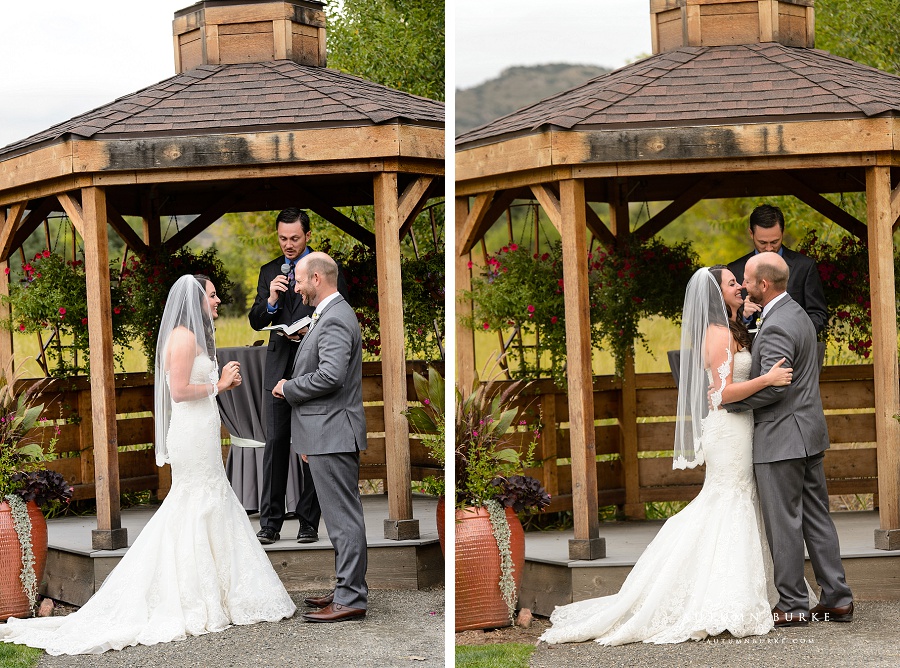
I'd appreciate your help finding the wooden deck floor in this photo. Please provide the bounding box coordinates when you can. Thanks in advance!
[520,510,900,616]
[43,494,442,606]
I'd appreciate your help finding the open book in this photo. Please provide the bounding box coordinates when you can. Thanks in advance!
[262,315,312,336]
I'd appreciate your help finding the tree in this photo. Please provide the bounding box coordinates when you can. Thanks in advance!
[816,0,900,76]
[326,0,444,101]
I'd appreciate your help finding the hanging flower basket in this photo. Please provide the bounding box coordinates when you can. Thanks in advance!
[455,504,525,632]
[0,499,48,621]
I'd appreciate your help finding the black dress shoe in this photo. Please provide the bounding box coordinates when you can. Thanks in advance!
[296,520,319,543]
[257,527,280,544]
[810,601,853,622]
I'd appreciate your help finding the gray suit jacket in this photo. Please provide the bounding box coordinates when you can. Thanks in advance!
[282,294,368,455]
[724,294,829,463]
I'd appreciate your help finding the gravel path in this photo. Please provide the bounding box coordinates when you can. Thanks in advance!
[528,601,900,668]
[37,588,444,668]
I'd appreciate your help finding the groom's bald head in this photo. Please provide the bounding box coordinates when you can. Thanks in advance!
[744,252,789,307]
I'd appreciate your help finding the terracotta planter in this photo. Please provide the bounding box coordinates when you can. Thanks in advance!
[0,499,48,621]
[455,505,525,632]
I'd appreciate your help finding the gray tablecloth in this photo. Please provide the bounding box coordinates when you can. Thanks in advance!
[217,345,304,513]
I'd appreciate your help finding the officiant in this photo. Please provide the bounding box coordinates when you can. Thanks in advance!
[249,207,349,545]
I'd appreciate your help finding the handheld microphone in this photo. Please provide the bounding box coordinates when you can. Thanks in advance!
[280,262,291,277]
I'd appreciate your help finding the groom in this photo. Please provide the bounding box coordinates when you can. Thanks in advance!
[725,253,853,627]
[273,252,369,622]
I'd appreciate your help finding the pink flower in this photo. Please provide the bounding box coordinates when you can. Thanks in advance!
[18,324,25,332]
[482,322,490,330]
[43,250,51,258]
[59,308,66,316]
[509,243,518,251]
[466,261,473,269]
[423,399,430,405]
[527,305,535,313]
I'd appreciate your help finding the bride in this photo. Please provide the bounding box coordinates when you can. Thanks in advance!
[541,265,794,646]
[0,275,295,655]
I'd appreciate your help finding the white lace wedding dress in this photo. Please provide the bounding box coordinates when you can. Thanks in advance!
[0,356,296,655]
[541,349,778,645]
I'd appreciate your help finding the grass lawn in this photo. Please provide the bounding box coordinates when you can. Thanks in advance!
[0,643,41,668]
[456,643,535,668]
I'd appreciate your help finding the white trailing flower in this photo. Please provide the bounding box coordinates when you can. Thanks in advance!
[5,494,38,614]
[486,499,516,621]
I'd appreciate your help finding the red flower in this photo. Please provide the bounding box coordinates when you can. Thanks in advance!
[509,243,518,251]
[59,308,66,316]
[81,318,88,325]
[42,250,51,258]
[34,253,42,261]
[114,307,121,314]
[18,324,25,332]
[466,261,473,269]
[527,305,535,313]
[551,316,558,324]
[22,264,32,273]
[482,322,490,330]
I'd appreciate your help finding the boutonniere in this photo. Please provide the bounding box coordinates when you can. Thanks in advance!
[312,312,320,322]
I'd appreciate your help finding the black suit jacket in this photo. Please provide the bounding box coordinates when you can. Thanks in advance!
[727,246,827,334]
[248,252,349,390]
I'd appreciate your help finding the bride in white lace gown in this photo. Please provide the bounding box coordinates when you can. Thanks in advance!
[0,275,295,655]
[541,266,794,646]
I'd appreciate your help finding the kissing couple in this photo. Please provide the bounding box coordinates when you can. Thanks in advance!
[542,252,853,646]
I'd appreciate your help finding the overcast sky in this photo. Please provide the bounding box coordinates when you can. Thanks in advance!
[0,1,651,147]
[455,0,651,90]
[0,1,186,148]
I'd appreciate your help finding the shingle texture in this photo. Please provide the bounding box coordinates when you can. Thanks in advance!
[1,61,444,157]
[456,43,900,147]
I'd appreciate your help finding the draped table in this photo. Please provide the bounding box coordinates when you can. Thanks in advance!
[216,345,304,513]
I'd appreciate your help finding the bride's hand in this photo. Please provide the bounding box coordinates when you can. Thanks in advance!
[765,358,792,386]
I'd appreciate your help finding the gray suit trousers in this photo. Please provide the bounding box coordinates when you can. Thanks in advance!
[755,453,852,614]
[307,450,368,609]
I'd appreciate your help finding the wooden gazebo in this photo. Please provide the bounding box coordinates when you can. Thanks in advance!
[0,0,443,549]
[456,0,899,557]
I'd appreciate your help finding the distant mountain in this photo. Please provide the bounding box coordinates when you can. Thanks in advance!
[456,63,611,137]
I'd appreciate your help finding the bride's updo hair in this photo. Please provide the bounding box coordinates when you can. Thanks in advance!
[708,265,752,351]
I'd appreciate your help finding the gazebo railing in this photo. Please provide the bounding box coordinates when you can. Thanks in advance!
[503,364,879,514]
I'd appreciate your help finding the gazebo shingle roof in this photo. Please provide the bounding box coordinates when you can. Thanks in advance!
[456,43,900,147]
[1,61,444,158]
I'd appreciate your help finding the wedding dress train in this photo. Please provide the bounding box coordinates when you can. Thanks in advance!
[541,349,778,645]
[0,356,296,655]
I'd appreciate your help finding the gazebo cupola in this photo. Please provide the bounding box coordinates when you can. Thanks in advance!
[174,0,327,71]
[651,0,814,53]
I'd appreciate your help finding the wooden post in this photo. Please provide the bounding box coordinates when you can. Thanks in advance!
[82,187,127,550]
[373,172,418,540]
[456,197,476,393]
[559,179,604,559]
[609,181,644,519]
[865,166,900,550]
[0,245,12,373]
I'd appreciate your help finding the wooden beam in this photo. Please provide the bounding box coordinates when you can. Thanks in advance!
[105,201,149,255]
[530,183,562,234]
[0,202,26,262]
[163,189,246,251]
[0,253,11,373]
[584,204,616,249]
[4,199,58,259]
[81,186,127,550]
[608,180,630,243]
[891,180,900,232]
[141,188,162,248]
[290,181,376,247]
[457,192,493,256]
[57,192,85,237]
[398,176,436,239]
[778,171,868,240]
[373,172,416,538]
[558,178,602,558]
[865,166,900,543]
[456,197,476,394]
[620,351,644,519]
[634,177,717,242]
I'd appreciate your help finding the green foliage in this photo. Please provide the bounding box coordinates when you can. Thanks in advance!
[456,643,535,668]
[327,0,445,101]
[797,231,900,359]
[466,238,699,381]
[119,246,234,369]
[0,641,42,668]
[816,0,900,75]
[1,252,136,376]
[456,373,545,511]
[405,367,445,497]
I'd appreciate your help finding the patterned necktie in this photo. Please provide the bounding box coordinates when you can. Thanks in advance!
[287,260,296,292]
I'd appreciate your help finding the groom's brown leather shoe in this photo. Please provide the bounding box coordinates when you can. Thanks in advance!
[773,608,809,627]
[810,601,853,622]
[302,602,366,623]
[304,591,334,608]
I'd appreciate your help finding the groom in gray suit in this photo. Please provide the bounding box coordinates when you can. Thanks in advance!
[273,251,368,622]
[725,253,853,627]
